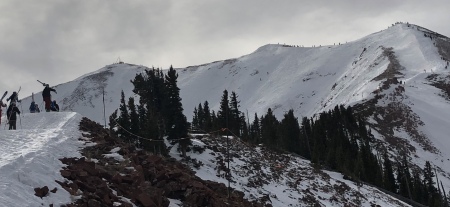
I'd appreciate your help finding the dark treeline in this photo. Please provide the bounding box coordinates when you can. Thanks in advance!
[109,66,190,156]
[192,90,448,207]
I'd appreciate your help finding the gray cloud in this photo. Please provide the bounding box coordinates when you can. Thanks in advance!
[0,0,449,99]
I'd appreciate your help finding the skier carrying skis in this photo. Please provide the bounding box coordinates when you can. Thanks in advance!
[0,100,6,125]
[6,91,20,105]
[6,102,20,130]
[42,84,56,112]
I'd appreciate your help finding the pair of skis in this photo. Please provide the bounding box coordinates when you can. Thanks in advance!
[0,91,7,102]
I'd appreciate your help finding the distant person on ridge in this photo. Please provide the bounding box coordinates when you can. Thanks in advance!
[50,100,59,112]
[42,84,57,112]
[30,101,37,113]
[0,100,6,125]
[6,102,20,130]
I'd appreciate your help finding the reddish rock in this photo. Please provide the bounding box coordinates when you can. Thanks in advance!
[137,193,156,207]
[78,170,88,177]
[60,170,72,178]
[34,186,49,198]
[112,173,123,184]
[147,155,162,164]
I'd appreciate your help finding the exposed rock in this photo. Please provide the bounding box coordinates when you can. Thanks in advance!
[34,186,49,198]
[52,117,264,207]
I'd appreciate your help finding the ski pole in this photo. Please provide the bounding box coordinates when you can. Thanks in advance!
[19,102,23,117]
[19,112,22,130]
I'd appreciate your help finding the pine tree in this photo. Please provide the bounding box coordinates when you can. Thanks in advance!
[131,67,167,154]
[250,113,261,144]
[192,106,199,129]
[109,109,118,134]
[299,117,312,159]
[260,108,279,149]
[278,109,301,153]
[202,101,212,132]
[165,65,189,156]
[382,153,397,193]
[128,97,140,143]
[117,90,131,141]
[229,91,241,136]
[217,90,230,132]
[197,103,204,131]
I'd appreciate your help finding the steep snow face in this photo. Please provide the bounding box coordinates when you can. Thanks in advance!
[0,112,83,207]
[176,23,445,120]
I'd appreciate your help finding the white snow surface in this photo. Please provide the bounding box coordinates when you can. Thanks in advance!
[0,112,83,207]
[0,112,183,207]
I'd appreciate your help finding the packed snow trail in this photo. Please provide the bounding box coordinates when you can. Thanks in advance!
[0,112,83,207]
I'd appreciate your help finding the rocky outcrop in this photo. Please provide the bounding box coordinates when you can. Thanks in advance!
[56,117,265,207]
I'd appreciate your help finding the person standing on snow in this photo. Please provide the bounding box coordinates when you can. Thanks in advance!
[6,102,20,130]
[0,100,6,125]
[42,84,57,112]
[30,101,37,113]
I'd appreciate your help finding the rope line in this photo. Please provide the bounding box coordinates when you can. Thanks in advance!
[112,119,193,142]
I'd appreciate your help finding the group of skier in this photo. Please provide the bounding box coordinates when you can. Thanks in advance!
[0,81,58,130]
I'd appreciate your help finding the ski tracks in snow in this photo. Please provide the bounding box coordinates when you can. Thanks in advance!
[0,112,84,207]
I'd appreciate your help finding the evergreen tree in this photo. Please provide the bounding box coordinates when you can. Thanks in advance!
[299,117,312,159]
[109,109,118,133]
[165,66,189,156]
[128,97,140,143]
[249,113,261,144]
[117,90,131,141]
[197,103,204,130]
[131,67,166,154]
[240,112,249,140]
[192,106,199,129]
[382,153,397,192]
[260,108,279,149]
[217,90,230,131]
[229,91,241,136]
[397,155,412,199]
[202,101,212,132]
[278,109,301,153]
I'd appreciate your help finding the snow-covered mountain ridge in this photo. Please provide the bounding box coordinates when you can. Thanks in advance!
[16,22,450,205]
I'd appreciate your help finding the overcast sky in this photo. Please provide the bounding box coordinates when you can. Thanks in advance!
[0,0,449,100]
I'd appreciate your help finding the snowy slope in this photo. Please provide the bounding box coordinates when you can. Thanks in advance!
[0,112,83,207]
[168,135,411,207]
[20,63,146,126]
[176,23,446,120]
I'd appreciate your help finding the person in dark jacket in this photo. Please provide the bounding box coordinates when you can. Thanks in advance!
[42,84,57,112]
[7,102,20,130]
[30,101,37,113]
[6,91,20,105]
